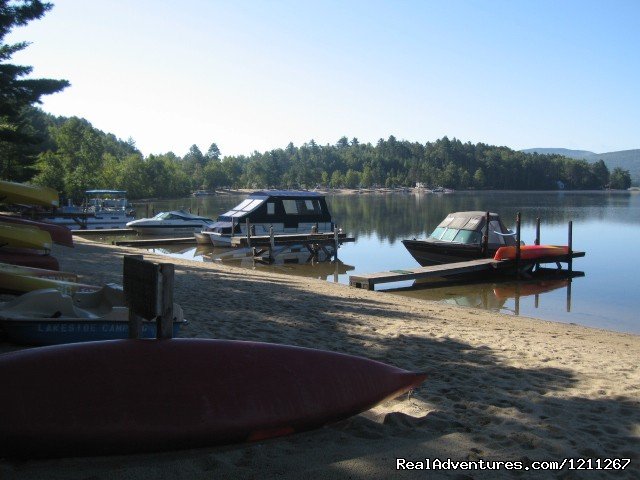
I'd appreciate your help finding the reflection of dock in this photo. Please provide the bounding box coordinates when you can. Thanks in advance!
[349,252,584,290]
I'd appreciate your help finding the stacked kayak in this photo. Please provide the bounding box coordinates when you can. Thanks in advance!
[0,215,73,247]
[0,182,71,270]
[0,223,52,251]
[0,180,59,208]
[0,265,98,295]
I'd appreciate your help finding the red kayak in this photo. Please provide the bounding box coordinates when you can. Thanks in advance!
[0,339,426,458]
[0,215,73,247]
[493,245,569,261]
[0,247,59,270]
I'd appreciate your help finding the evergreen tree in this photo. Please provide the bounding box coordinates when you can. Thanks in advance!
[0,0,69,179]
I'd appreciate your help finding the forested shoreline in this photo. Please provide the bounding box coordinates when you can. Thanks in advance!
[2,108,631,201]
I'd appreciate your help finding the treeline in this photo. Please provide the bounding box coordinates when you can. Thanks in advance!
[3,109,632,201]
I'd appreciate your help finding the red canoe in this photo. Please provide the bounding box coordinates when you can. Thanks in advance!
[0,247,59,270]
[0,215,74,247]
[0,338,426,458]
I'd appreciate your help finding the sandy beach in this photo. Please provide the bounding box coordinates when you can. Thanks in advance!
[1,237,638,479]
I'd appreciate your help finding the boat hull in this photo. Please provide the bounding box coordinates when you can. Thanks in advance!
[0,339,426,457]
[402,239,493,266]
[0,223,52,251]
[0,319,185,345]
[0,180,59,207]
[0,248,59,270]
[130,225,204,235]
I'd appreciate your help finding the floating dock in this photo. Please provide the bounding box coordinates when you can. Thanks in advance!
[72,228,134,235]
[349,251,584,290]
[113,237,197,247]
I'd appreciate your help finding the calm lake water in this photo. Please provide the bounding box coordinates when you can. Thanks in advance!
[130,191,639,335]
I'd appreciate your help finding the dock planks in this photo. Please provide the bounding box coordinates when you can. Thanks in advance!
[349,251,585,290]
[349,258,499,290]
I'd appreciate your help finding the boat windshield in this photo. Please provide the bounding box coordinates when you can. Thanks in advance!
[222,198,265,217]
[430,227,481,244]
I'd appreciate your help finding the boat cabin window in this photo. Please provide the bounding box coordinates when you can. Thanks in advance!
[283,199,298,214]
[430,227,446,239]
[452,229,482,244]
[440,228,459,242]
[282,199,323,215]
[267,202,275,215]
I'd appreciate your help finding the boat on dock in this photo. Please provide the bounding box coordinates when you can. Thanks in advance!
[402,211,517,266]
[39,190,135,229]
[197,190,335,247]
[126,210,215,235]
[0,285,186,345]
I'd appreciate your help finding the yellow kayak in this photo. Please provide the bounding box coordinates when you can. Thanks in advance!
[0,223,53,251]
[0,271,99,296]
[0,262,78,283]
[0,180,59,207]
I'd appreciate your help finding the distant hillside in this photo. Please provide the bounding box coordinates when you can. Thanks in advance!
[522,148,640,186]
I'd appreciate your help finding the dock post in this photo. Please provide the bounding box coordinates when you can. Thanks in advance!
[568,221,573,274]
[515,212,521,279]
[124,254,144,339]
[269,226,275,262]
[146,204,149,218]
[482,212,490,256]
[246,219,251,248]
[535,217,541,245]
[158,263,175,339]
[334,226,340,260]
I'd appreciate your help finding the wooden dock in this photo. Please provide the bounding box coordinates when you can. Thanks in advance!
[228,232,354,248]
[349,251,584,290]
[113,237,197,247]
[72,228,135,235]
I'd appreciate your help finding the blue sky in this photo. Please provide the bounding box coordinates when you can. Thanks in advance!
[8,0,640,157]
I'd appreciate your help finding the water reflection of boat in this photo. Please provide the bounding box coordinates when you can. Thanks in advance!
[389,274,573,313]
[402,211,516,266]
[195,245,354,281]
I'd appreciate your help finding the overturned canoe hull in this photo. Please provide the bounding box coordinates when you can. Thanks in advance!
[0,180,59,208]
[0,339,426,458]
[0,216,74,247]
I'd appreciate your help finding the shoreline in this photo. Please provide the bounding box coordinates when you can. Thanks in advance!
[1,238,638,479]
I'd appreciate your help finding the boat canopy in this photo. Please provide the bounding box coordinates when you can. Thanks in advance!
[85,190,127,196]
[430,211,515,246]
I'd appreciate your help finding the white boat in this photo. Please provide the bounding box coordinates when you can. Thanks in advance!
[126,210,215,235]
[41,190,135,230]
[197,190,335,247]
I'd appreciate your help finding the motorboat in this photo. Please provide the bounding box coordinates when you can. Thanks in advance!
[402,211,517,266]
[126,210,215,235]
[0,284,186,345]
[40,190,135,229]
[198,190,335,247]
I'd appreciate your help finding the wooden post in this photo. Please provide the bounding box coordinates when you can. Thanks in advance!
[515,212,521,279]
[146,203,149,218]
[231,217,235,238]
[482,212,490,257]
[568,221,573,274]
[535,217,541,245]
[246,219,251,248]
[334,226,339,260]
[269,226,275,261]
[158,263,174,339]
[124,254,144,339]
